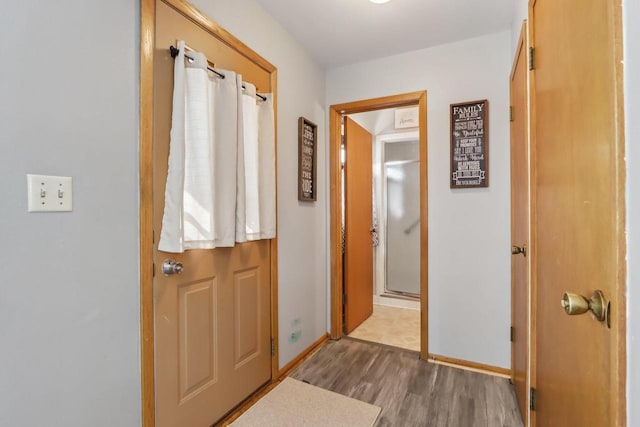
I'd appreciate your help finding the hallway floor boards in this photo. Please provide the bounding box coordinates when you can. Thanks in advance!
[290,339,523,427]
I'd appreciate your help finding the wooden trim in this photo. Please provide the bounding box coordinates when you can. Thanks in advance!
[139,0,155,426]
[329,106,343,340]
[215,334,329,427]
[278,333,329,378]
[270,69,280,381]
[527,4,537,427]
[331,92,426,115]
[140,1,280,425]
[418,91,429,358]
[162,0,275,73]
[509,20,531,427]
[329,92,429,360]
[428,354,511,378]
[611,0,627,424]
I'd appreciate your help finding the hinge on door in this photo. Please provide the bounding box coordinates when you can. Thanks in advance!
[510,326,515,342]
[271,338,275,356]
[509,106,514,122]
[529,47,536,71]
[343,294,347,305]
[152,263,155,278]
[153,230,155,244]
[530,387,537,411]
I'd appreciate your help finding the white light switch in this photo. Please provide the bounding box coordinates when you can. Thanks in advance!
[27,174,73,212]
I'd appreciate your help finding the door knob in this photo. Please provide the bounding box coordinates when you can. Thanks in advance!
[511,245,526,256]
[162,259,184,276]
[560,290,608,322]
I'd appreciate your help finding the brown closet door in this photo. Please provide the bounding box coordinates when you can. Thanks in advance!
[531,0,624,425]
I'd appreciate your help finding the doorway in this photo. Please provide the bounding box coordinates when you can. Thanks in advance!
[329,92,429,359]
[343,111,420,351]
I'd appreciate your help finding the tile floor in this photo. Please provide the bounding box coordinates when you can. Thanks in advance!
[348,304,420,351]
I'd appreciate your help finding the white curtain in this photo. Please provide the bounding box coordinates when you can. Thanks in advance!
[258,93,276,239]
[158,41,276,253]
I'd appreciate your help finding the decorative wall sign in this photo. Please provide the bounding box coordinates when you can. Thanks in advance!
[298,117,317,201]
[450,99,489,188]
[394,106,419,129]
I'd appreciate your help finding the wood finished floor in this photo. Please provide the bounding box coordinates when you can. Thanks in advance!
[290,339,523,427]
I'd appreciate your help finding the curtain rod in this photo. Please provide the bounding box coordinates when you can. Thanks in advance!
[169,46,267,101]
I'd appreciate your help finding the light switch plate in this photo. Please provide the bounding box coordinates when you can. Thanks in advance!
[27,174,73,212]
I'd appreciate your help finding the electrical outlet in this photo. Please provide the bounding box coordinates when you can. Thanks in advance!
[288,330,302,344]
[27,174,73,212]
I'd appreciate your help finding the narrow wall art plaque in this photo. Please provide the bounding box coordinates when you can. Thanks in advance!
[450,99,489,188]
[298,117,317,201]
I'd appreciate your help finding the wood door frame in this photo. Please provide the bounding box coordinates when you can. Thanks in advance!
[527,0,627,425]
[510,21,531,426]
[329,92,429,359]
[140,1,279,425]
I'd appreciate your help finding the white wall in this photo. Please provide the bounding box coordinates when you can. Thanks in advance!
[328,31,512,369]
[511,0,528,56]
[0,1,140,426]
[624,0,640,425]
[189,0,328,369]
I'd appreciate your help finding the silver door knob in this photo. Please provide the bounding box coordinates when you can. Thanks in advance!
[162,259,184,276]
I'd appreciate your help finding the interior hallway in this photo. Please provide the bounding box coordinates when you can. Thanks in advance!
[291,339,522,427]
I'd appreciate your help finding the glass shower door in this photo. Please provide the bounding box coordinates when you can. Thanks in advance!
[384,140,420,298]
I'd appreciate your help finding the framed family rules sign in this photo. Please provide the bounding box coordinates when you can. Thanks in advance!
[450,99,489,188]
[298,117,317,201]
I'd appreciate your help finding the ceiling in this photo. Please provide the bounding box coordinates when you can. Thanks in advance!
[254,0,514,68]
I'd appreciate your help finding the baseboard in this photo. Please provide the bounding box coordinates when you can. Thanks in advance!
[215,333,330,426]
[278,333,330,378]
[428,353,511,378]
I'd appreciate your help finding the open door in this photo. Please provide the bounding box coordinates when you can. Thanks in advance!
[510,22,529,423]
[530,0,625,424]
[344,117,374,334]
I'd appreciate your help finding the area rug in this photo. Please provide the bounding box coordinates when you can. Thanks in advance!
[229,377,381,427]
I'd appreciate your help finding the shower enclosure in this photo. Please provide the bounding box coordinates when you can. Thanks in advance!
[383,139,420,298]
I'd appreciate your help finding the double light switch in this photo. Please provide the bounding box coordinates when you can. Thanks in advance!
[27,174,73,212]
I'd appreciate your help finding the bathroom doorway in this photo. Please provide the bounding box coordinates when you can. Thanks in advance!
[344,111,420,351]
[329,92,428,359]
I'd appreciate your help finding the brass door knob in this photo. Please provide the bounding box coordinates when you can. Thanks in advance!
[560,290,608,322]
[560,293,589,315]
[511,245,526,256]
